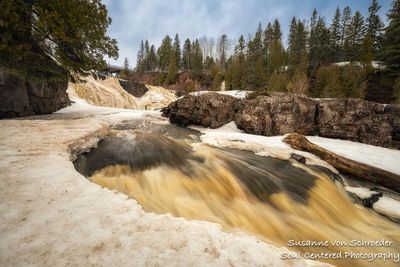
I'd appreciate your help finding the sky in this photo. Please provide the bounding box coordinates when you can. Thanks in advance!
[103,0,392,66]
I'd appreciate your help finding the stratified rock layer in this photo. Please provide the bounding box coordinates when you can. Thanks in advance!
[164,92,400,149]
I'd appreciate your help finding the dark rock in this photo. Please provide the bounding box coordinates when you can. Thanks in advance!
[235,93,317,136]
[317,98,400,148]
[163,93,239,128]
[0,68,69,119]
[118,80,148,97]
[291,153,306,164]
[164,92,400,149]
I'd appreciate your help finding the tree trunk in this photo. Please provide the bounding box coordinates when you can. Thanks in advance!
[283,133,400,192]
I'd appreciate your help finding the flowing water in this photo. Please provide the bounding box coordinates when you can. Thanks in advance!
[74,121,400,267]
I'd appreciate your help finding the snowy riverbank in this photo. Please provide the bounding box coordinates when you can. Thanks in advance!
[0,101,325,266]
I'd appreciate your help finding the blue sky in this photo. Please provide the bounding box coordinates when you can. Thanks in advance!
[103,0,392,66]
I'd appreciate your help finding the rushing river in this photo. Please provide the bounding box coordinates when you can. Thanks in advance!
[74,120,400,267]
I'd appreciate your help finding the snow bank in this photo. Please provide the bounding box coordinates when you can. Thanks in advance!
[0,105,325,266]
[189,90,251,99]
[195,123,338,173]
[344,186,378,199]
[195,122,400,177]
[307,136,400,175]
[373,196,400,220]
[189,121,243,133]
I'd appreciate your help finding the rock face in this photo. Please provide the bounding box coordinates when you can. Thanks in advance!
[317,99,400,148]
[235,93,317,136]
[0,69,70,118]
[118,80,148,97]
[164,92,400,149]
[162,93,239,128]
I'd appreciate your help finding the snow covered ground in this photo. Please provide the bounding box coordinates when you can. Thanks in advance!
[307,136,400,176]
[189,90,251,99]
[0,100,325,266]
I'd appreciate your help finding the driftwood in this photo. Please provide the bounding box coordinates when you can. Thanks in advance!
[283,133,400,192]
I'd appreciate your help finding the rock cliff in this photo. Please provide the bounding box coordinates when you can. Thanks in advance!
[0,68,69,118]
[163,92,400,149]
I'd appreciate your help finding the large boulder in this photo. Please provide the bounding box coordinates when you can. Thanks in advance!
[164,92,400,149]
[162,93,239,128]
[235,93,317,135]
[0,69,70,118]
[317,99,400,148]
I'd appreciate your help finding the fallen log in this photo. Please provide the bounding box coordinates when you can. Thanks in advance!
[283,133,400,192]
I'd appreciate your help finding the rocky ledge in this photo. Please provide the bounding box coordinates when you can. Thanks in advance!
[0,58,70,119]
[163,92,400,149]
[162,93,240,128]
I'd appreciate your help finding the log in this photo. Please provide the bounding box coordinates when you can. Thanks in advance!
[283,133,400,192]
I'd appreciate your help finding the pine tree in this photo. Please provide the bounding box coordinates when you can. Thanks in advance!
[310,13,330,66]
[263,22,274,63]
[0,0,118,78]
[148,45,158,71]
[157,35,172,71]
[218,34,228,70]
[253,23,263,58]
[235,35,246,59]
[288,19,308,77]
[204,56,216,71]
[144,40,150,71]
[329,7,342,62]
[267,19,285,76]
[246,23,266,89]
[272,19,282,41]
[191,39,203,74]
[230,35,246,90]
[136,40,145,72]
[309,9,319,65]
[316,18,331,65]
[295,20,308,71]
[347,11,365,62]
[182,38,192,70]
[173,34,181,68]
[366,0,385,59]
[165,53,178,84]
[382,0,400,74]
[288,17,297,66]
[341,6,352,61]
[120,57,130,79]
[361,35,374,68]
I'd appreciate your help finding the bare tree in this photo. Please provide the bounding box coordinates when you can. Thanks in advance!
[207,37,215,58]
[199,36,208,60]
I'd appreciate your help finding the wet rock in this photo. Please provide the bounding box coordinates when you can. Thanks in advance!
[235,93,317,135]
[163,93,239,128]
[118,79,148,97]
[0,68,69,119]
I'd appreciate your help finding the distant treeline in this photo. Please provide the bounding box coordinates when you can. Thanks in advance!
[127,0,399,100]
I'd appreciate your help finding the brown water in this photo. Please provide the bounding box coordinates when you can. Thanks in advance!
[80,128,400,267]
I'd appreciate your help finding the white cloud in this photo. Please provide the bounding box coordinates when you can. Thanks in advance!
[103,0,391,66]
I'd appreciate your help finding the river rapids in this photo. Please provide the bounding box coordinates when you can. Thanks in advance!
[74,120,400,267]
